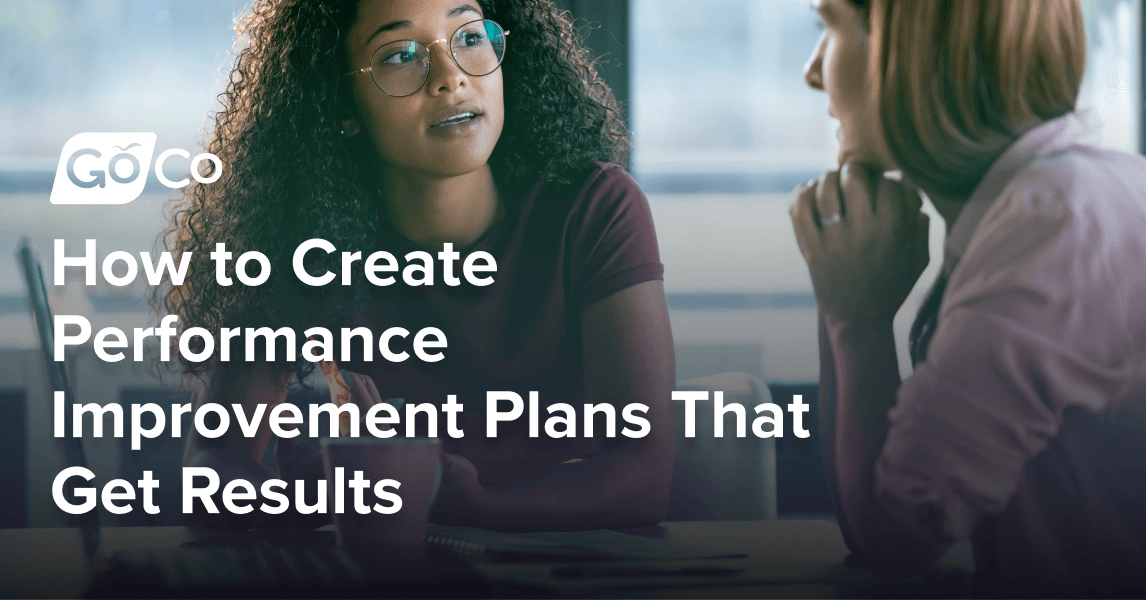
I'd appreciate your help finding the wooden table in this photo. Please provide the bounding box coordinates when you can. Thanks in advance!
[0,521,972,598]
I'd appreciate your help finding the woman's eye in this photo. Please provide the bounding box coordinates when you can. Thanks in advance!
[381,48,417,65]
[457,31,486,47]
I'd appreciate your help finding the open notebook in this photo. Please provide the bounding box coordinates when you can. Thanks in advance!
[424,525,747,563]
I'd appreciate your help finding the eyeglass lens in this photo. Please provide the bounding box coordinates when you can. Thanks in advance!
[369,20,506,97]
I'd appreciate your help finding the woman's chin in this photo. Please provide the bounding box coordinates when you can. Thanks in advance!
[415,139,499,175]
[837,147,889,171]
[415,153,493,178]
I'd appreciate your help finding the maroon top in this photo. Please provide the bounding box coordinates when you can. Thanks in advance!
[341,162,663,486]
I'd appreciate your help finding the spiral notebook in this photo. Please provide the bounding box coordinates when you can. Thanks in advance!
[424,525,747,563]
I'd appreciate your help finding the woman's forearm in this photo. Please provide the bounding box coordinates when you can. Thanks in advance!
[827,319,940,575]
[816,314,862,555]
[829,320,898,505]
[460,281,676,531]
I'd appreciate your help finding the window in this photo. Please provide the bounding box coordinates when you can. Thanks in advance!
[0,1,247,346]
[0,1,244,158]
[631,0,1143,381]
[632,0,1142,181]
[0,0,1141,367]
[1081,0,1143,153]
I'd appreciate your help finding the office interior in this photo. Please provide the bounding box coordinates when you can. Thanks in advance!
[0,0,1142,533]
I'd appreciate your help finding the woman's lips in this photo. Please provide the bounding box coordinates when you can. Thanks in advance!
[426,111,484,137]
[429,111,480,128]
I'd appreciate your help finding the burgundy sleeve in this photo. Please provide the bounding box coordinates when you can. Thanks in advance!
[568,163,665,309]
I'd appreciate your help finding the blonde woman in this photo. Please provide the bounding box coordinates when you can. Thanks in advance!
[795,0,1146,594]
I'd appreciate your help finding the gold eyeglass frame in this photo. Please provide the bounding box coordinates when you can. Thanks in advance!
[345,19,509,97]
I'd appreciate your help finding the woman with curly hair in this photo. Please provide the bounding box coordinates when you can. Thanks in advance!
[166,0,675,531]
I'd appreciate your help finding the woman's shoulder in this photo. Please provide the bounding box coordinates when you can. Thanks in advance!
[556,162,662,304]
[960,145,1146,317]
[536,161,641,202]
[516,161,648,226]
[565,161,647,214]
[575,160,638,187]
[1009,145,1146,217]
[945,147,1146,378]
[989,147,1146,262]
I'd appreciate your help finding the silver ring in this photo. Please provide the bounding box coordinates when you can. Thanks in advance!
[819,213,842,227]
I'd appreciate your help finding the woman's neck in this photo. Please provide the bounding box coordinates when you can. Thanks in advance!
[920,187,966,234]
[381,164,501,252]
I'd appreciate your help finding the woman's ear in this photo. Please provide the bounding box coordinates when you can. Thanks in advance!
[340,118,361,137]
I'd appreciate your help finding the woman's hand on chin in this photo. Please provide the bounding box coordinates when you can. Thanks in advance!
[431,451,494,527]
[790,163,930,333]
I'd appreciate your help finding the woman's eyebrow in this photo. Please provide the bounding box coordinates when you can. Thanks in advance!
[449,4,482,19]
[364,4,481,47]
[366,19,413,46]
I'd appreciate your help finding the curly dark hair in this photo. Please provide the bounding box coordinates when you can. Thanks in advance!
[158,0,629,381]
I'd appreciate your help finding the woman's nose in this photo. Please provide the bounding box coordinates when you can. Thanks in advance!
[426,41,468,95]
[804,34,826,91]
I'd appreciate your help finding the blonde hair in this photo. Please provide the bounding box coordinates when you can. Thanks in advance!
[865,0,1086,197]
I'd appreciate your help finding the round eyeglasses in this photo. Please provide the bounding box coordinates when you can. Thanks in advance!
[346,19,508,97]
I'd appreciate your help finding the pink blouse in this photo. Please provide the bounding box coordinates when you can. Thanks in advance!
[875,112,1146,593]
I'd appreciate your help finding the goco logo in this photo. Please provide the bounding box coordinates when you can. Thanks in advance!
[50,132,222,205]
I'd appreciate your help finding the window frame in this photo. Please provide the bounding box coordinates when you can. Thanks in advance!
[1139,0,1145,154]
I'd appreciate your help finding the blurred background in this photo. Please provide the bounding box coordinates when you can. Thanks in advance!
[0,0,1142,527]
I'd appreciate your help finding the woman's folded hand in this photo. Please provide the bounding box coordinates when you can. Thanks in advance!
[790,163,930,331]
